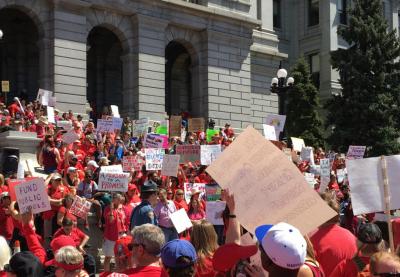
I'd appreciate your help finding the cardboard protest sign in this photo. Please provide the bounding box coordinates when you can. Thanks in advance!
[145,148,165,170]
[112,117,123,130]
[319,158,331,192]
[110,105,120,118]
[37,89,52,106]
[206,129,219,142]
[265,114,286,134]
[169,116,182,137]
[300,147,315,165]
[346,155,400,215]
[70,196,92,219]
[98,172,129,192]
[122,156,145,172]
[15,178,51,214]
[57,120,72,130]
[1,80,9,92]
[183,183,206,204]
[263,124,277,141]
[304,173,316,188]
[132,118,149,137]
[188,118,205,133]
[170,209,193,233]
[205,184,222,201]
[161,155,180,177]
[347,145,366,160]
[206,126,337,235]
[291,137,305,152]
[200,145,222,166]
[47,107,55,124]
[97,119,114,132]
[206,201,226,225]
[62,129,80,144]
[176,145,201,163]
[48,96,56,107]
[100,164,123,173]
[144,134,169,149]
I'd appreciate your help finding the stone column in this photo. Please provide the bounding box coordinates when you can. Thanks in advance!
[37,37,53,91]
[121,53,136,118]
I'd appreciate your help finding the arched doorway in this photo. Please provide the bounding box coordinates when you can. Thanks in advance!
[165,41,193,116]
[87,26,123,118]
[0,8,39,103]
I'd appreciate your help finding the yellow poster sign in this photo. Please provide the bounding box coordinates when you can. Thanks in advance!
[1,81,9,92]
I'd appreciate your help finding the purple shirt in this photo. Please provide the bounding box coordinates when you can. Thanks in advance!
[154,200,177,228]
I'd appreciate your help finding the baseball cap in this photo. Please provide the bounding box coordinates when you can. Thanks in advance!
[128,183,138,191]
[255,222,306,270]
[67,167,77,173]
[50,235,76,253]
[87,160,99,168]
[4,251,44,277]
[161,239,197,269]
[212,243,258,272]
[357,223,382,244]
[51,173,62,180]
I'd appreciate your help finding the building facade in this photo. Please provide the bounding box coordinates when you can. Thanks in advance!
[0,0,398,131]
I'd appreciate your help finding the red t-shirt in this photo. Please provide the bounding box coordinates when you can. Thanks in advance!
[195,256,216,277]
[330,256,370,277]
[0,207,14,240]
[104,206,127,241]
[123,266,168,277]
[53,227,85,247]
[174,199,188,212]
[310,224,357,276]
[58,206,78,224]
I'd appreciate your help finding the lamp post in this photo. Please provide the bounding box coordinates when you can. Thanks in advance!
[270,64,294,115]
[0,29,3,39]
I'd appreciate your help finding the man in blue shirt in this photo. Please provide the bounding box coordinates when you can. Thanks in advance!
[130,180,159,229]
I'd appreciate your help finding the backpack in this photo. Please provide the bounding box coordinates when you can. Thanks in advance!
[352,255,371,277]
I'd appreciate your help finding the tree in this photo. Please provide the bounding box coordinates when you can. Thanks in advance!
[285,57,324,147]
[326,0,400,156]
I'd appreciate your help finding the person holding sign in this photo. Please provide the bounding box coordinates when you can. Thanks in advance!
[154,189,178,242]
[56,194,77,227]
[103,193,127,272]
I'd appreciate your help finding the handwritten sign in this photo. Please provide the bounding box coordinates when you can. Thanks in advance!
[347,155,400,215]
[265,114,286,134]
[122,156,145,172]
[144,134,169,149]
[70,196,92,219]
[169,116,182,137]
[170,208,193,233]
[15,178,51,214]
[183,183,206,204]
[98,172,129,192]
[47,106,55,124]
[188,118,205,133]
[304,173,316,188]
[97,119,114,132]
[100,164,123,173]
[132,118,149,137]
[57,120,72,130]
[263,124,277,141]
[176,145,201,163]
[206,126,337,235]
[347,145,366,160]
[161,154,180,177]
[200,145,222,166]
[37,89,52,106]
[206,201,226,225]
[291,137,305,152]
[112,117,123,130]
[145,148,165,170]
[319,158,331,192]
[62,129,80,144]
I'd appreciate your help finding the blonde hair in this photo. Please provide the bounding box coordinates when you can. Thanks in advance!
[0,236,11,270]
[55,246,84,272]
[190,220,219,268]
[370,251,400,273]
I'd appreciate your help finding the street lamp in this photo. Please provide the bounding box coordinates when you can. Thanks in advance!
[0,29,3,39]
[270,64,294,115]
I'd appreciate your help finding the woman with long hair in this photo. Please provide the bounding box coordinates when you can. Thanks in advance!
[188,198,205,221]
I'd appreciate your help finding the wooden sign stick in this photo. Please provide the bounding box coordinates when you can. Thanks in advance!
[381,155,395,252]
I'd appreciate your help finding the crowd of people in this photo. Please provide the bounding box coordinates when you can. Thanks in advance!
[0,97,399,277]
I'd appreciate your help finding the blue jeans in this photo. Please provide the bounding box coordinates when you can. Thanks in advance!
[160,226,179,242]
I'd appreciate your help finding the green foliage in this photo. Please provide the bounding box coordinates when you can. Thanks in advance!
[285,57,324,147]
[326,0,400,156]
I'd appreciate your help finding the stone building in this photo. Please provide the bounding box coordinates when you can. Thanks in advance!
[0,0,398,131]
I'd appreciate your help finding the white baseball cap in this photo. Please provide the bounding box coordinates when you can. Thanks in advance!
[255,222,306,270]
[87,160,99,168]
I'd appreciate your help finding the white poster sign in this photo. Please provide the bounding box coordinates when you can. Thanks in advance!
[47,106,55,124]
[263,124,278,141]
[145,148,165,170]
[206,201,226,225]
[98,172,129,192]
[62,129,80,144]
[170,208,193,233]
[291,137,305,152]
[97,119,114,132]
[161,154,180,177]
[112,117,123,130]
[57,120,72,130]
[347,145,366,160]
[100,165,123,173]
[132,118,149,137]
[265,114,286,134]
[15,178,51,214]
[200,145,222,166]
[110,105,120,118]
[37,89,52,106]
[300,147,315,165]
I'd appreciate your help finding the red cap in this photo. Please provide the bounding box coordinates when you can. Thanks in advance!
[50,235,76,253]
[114,235,133,258]
[212,243,258,272]
[128,184,138,191]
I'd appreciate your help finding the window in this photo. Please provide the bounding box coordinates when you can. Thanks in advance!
[308,0,319,26]
[273,0,281,28]
[309,53,320,88]
[337,0,347,25]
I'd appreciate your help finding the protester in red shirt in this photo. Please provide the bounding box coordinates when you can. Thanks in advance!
[0,192,13,241]
[56,194,78,227]
[7,97,21,118]
[103,193,128,272]
[173,189,188,212]
[53,217,89,253]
